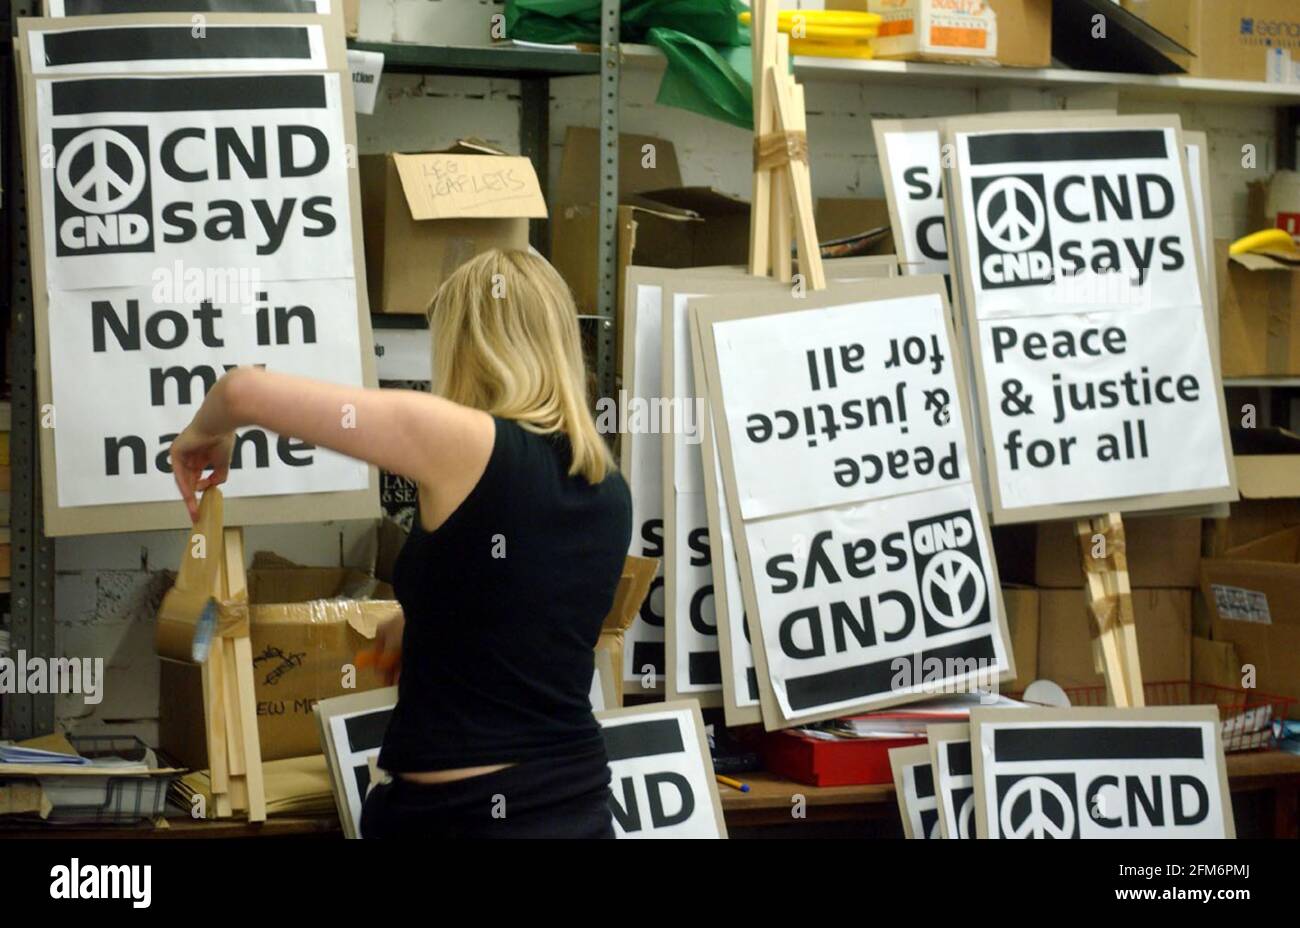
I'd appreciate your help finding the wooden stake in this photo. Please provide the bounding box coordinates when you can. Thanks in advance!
[768,67,825,291]
[748,0,778,277]
[769,33,793,283]
[1076,513,1144,707]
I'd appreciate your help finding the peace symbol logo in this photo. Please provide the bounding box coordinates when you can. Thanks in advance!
[977,176,1045,254]
[920,549,986,630]
[1000,776,1076,839]
[56,128,147,215]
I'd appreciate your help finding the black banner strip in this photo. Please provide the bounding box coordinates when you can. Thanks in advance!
[688,650,721,686]
[630,640,664,678]
[993,726,1205,762]
[601,718,685,763]
[968,130,1168,165]
[746,667,760,702]
[43,26,313,67]
[61,0,319,12]
[51,73,326,115]
[786,635,997,711]
[945,739,972,777]
[342,708,392,754]
[913,762,935,797]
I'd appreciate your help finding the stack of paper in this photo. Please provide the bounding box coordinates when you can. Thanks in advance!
[811,693,1024,740]
[172,755,337,818]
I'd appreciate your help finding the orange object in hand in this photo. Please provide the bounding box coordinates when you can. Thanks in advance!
[355,648,400,672]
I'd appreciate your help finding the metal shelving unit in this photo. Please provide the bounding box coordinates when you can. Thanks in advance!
[2,0,55,741]
[353,22,621,404]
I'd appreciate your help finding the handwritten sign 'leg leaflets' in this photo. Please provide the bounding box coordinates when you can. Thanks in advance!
[969,707,1235,839]
[597,701,728,839]
[890,743,942,840]
[927,723,976,839]
[697,277,1015,729]
[945,116,1236,523]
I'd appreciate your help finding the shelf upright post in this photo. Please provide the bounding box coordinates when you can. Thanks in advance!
[519,76,550,255]
[2,0,56,740]
[595,0,620,405]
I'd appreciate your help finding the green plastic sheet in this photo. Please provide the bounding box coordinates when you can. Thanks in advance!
[506,0,755,129]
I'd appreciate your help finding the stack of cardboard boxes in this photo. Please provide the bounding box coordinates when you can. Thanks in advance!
[997,517,1202,696]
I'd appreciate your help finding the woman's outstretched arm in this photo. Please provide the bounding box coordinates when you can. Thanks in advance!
[168,367,493,521]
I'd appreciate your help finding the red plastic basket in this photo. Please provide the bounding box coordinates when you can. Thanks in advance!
[1053,681,1292,753]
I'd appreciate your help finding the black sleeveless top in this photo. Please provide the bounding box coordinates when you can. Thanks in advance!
[378,416,632,772]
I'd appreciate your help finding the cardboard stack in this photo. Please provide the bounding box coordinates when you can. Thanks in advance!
[827,0,1052,68]
[996,517,1202,695]
[1201,526,1300,719]
[1123,0,1300,83]
[359,140,548,315]
[160,563,401,767]
[549,128,750,377]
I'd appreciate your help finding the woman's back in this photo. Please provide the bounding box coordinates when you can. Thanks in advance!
[379,416,632,772]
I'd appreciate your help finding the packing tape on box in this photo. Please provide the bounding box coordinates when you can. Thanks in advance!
[1075,520,1128,569]
[754,131,808,171]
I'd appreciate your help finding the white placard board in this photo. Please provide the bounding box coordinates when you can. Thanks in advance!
[928,722,975,839]
[314,686,396,840]
[698,277,1014,729]
[945,115,1236,523]
[18,13,377,534]
[970,707,1235,839]
[597,701,728,839]
[889,743,941,839]
[661,272,781,707]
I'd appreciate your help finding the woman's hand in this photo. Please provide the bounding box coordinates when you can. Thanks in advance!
[373,614,405,686]
[170,424,235,522]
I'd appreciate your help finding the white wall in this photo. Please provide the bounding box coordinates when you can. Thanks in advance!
[51,0,1285,741]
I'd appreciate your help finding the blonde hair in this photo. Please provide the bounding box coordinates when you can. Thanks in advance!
[427,249,614,484]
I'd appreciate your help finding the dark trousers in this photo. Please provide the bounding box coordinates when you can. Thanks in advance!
[361,745,615,839]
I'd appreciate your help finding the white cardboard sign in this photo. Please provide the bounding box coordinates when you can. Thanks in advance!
[890,743,941,840]
[947,117,1235,521]
[928,723,975,839]
[698,278,1014,728]
[598,701,728,839]
[970,707,1235,839]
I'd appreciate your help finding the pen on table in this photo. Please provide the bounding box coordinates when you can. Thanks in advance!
[716,774,750,792]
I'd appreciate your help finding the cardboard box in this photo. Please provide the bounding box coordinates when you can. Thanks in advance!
[550,128,749,375]
[1037,588,1193,689]
[1209,499,1300,555]
[598,556,659,706]
[1218,240,1300,379]
[344,0,359,38]
[1122,0,1300,83]
[1201,527,1300,718]
[1029,517,1203,589]
[160,568,401,767]
[829,0,1051,68]
[360,140,548,314]
[1002,585,1039,692]
[815,197,896,254]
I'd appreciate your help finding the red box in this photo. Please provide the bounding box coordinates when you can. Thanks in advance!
[761,730,925,787]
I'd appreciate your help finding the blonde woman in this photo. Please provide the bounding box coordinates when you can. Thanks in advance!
[169,250,631,838]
